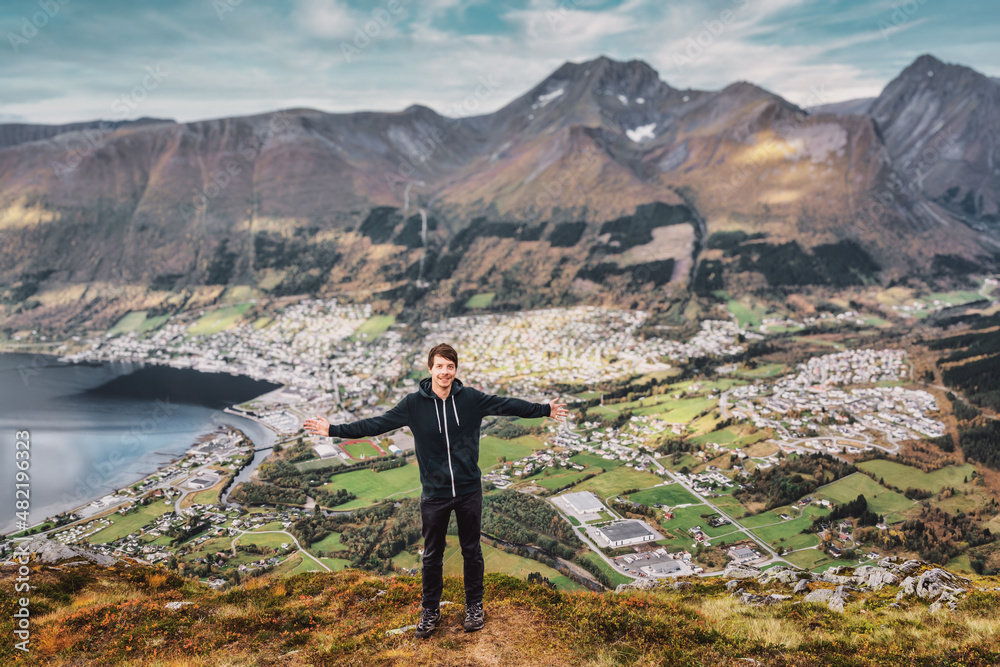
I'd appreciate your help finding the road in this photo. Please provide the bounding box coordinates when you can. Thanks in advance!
[230,528,331,572]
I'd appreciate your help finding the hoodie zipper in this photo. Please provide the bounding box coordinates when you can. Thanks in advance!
[441,396,456,497]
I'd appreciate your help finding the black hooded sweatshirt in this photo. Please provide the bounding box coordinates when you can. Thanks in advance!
[327,377,551,497]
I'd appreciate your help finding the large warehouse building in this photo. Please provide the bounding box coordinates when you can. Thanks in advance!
[595,520,656,548]
[561,491,605,515]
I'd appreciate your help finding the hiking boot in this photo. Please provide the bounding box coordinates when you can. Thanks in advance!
[415,607,441,639]
[463,602,484,632]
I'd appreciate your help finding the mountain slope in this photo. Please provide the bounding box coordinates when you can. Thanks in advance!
[871,54,1000,231]
[2,551,1000,666]
[1,55,998,333]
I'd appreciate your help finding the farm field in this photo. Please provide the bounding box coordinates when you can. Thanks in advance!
[814,473,916,522]
[568,466,662,500]
[235,531,293,551]
[627,483,700,508]
[783,548,828,570]
[734,363,786,379]
[318,462,422,509]
[352,315,395,340]
[532,470,593,490]
[85,502,173,544]
[711,494,749,519]
[661,504,740,540]
[308,531,344,553]
[318,557,352,571]
[465,292,495,309]
[726,299,770,328]
[580,551,633,588]
[658,398,717,423]
[570,452,620,471]
[188,303,252,335]
[856,461,976,494]
[478,435,537,471]
[689,428,740,445]
[750,516,820,550]
[436,536,584,591]
[107,311,148,335]
[295,458,343,472]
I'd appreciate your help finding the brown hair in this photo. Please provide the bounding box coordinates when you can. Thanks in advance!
[427,343,458,369]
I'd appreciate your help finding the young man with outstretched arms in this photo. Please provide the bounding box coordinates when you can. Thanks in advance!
[304,343,569,638]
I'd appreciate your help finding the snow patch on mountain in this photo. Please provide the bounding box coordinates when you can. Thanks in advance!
[626,123,656,143]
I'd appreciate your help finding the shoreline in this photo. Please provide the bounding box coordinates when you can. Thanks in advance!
[1,351,286,538]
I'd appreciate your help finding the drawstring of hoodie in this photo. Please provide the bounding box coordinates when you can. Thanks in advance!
[434,400,442,433]
[451,396,460,425]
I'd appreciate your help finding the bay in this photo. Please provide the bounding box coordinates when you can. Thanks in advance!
[0,352,279,534]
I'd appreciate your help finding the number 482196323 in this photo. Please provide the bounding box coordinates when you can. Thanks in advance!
[15,430,30,527]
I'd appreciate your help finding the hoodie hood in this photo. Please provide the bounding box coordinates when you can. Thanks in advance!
[418,376,465,398]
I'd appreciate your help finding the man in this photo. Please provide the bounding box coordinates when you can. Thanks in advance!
[304,343,568,638]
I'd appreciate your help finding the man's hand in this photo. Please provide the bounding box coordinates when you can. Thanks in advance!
[303,415,330,437]
[548,400,569,422]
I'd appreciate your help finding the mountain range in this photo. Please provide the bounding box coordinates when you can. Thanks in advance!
[1,54,998,330]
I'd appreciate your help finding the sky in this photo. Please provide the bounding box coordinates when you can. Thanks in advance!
[1,0,998,125]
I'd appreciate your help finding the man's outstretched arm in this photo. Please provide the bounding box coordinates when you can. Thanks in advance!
[303,398,409,439]
[474,389,569,421]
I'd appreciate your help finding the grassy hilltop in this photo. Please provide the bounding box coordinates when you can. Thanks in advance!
[3,556,1000,666]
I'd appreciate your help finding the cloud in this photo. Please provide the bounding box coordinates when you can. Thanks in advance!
[0,0,997,124]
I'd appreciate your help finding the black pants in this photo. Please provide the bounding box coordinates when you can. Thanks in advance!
[420,489,484,609]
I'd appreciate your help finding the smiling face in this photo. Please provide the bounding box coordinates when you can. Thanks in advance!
[429,354,456,395]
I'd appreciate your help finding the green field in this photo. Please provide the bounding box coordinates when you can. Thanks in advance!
[533,470,593,490]
[86,502,173,544]
[569,466,662,500]
[319,462,422,509]
[295,458,343,472]
[570,452,620,471]
[319,557,352,571]
[783,548,828,570]
[689,428,741,445]
[659,398,717,423]
[236,531,293,551]
[815,473,916,522]
[627,484,700,508]
[108,311,150,336]
[464,292,495,309]
[437,536,584,591]
[727,299,770,328]
[344,441,381,460]
[308,531,345,552]
[750,515,820,549]
[735,364,786,379]
[580,551,633,588]
[352,315,395,340]
[662,504,741,540]
[188,303,252,335]
[711,494,749,519]
[856,461,976,494]
[478,435,538,471]
[221,285,256,303]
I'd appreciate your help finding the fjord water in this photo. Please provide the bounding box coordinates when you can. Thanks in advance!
[0,353,278,534]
